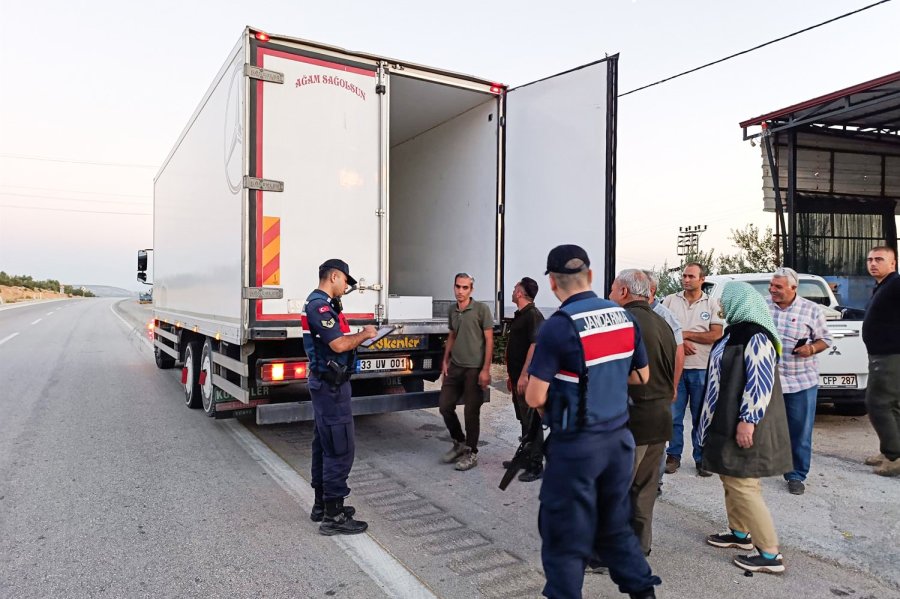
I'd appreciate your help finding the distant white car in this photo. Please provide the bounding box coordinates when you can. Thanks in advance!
[702,273,867,412]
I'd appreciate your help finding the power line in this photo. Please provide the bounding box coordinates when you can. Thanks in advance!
[0,184,150,199]
[0,191,151,206]
[619,0,893,97]
[0,153,158,169]
[0,204,151,216]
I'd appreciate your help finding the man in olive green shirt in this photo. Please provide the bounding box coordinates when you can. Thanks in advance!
[439,272,494,471]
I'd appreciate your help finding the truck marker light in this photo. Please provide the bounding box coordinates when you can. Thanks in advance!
[255,32,270,42]
[489,84,504,94]
[181,368,189,384]
[215,332,222,341]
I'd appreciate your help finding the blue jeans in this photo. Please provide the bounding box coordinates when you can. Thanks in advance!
[783,385,818,482]
[668,369,706,465]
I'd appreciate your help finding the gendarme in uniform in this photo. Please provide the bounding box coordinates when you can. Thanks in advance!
[526,245,661,599]
[302,258,376,535]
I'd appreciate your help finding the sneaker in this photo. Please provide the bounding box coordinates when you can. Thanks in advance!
[310,502,356,523]
[864,453,886,466]
[787,480,805,495]
[455,448,478,471]
[696,467,713,477]
[441,441,467,464]
[874,457,900,477]
[706,529,753,550]
[518,467,543,482]
[319,511,368,536]
[733,548,785,574]
[664,455,680,474]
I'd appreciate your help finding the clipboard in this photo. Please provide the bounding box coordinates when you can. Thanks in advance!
[360,326,397,348]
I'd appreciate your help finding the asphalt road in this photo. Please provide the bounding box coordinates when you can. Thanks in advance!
[1,298,897,599]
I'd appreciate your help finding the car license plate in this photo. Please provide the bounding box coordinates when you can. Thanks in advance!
[356,356,410,373]
[819,375,858,389]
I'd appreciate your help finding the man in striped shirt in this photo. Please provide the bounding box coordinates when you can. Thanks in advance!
[766,267,832,495]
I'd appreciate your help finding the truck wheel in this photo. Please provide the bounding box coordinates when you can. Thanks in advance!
[200,339,217,418]
[154,345,176,369]
[183,341,202,409]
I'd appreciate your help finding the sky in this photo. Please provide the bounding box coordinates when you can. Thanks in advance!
[1,0,898,291]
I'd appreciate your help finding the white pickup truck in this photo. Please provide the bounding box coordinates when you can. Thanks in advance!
[702,273,867,413]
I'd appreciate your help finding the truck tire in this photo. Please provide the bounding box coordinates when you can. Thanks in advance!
[200,339,217,418]
[154,345,176,370]
[183,341,202,409]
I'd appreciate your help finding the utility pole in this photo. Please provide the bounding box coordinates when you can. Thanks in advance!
[677,225,708,257]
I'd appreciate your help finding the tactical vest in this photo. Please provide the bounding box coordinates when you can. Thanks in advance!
[545,296,636,433]
[301,289,354,375]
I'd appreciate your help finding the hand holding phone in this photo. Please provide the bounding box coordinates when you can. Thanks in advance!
[792,337,809,354]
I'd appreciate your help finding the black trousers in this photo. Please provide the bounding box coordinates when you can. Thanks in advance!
[439,362,484,452]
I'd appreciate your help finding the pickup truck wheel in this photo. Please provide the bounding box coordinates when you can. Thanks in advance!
[154,345,176,369]
[183,341,202,409]
[200,339,217,418]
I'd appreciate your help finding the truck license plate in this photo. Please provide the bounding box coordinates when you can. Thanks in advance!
[356,356,410,373]
[819,375,857,389]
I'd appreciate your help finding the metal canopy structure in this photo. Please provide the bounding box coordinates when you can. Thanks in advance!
[741,71,900,139]
[739,72,900,296]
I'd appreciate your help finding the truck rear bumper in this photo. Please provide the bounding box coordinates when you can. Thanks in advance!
[256,388,490,424]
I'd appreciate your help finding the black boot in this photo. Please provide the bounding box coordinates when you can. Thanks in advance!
[629,590,656,599]
[319,500,367,536]
[310,492,356,522]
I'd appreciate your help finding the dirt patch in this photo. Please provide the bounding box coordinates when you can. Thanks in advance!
[0,285,69,304]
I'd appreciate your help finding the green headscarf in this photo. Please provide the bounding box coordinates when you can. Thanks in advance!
[720,282,782,356]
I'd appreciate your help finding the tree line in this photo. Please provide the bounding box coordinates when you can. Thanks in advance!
[0,272,96,297]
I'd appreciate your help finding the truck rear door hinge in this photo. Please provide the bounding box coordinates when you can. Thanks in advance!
[243,176,284,192]
[243,287,284,300]
[244,64,284,84]
[499,116,506,127]
[376,84,386,95]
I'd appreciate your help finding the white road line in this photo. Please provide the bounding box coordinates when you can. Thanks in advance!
[115,306,435,597]
[46,312,53,316]
[0,333,19,346]
[222,420,438,599]
[31,319,42,325]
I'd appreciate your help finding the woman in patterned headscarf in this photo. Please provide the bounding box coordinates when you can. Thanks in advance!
[697,282,792,574]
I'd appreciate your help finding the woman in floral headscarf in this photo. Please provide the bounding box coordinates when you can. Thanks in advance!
[698,282,792,574]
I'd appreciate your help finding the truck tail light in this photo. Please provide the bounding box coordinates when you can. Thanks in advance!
[260,361,309,382]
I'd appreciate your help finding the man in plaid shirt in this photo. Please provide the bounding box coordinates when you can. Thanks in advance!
[767,267,832,495]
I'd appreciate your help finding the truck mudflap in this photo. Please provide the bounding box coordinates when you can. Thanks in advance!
[255,388,490,425]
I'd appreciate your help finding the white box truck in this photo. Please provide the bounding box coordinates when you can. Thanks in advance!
[142,27,619,424]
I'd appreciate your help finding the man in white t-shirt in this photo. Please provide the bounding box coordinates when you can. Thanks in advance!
[662,262,723,476]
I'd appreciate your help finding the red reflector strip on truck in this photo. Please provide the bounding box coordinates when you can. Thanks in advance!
[260,361,309,382]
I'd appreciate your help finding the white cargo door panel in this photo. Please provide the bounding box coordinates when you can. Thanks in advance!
[255,48,380,321]
[505,61,611,317]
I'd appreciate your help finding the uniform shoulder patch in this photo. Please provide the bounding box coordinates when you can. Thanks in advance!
[321,318,335,329]
[318,305,331,314]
